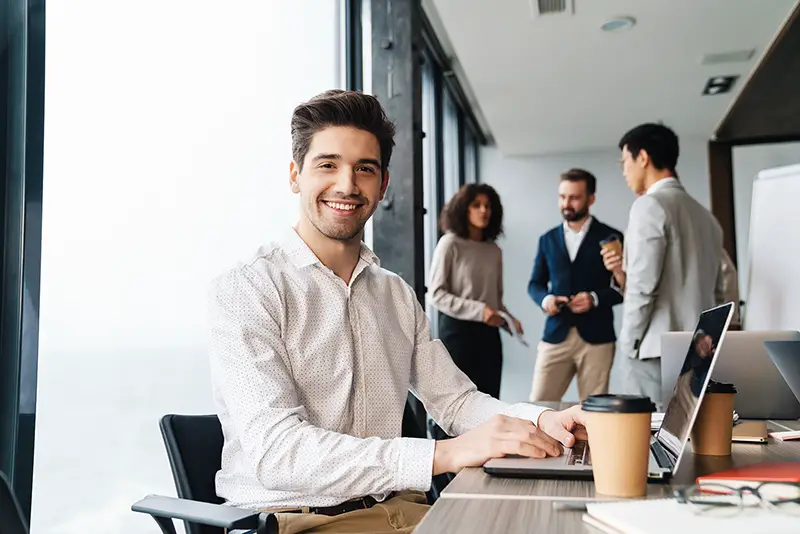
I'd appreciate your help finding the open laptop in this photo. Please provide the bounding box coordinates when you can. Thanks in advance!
[661,331,800,419]
[764,340,800,405]
[484,302,734,481]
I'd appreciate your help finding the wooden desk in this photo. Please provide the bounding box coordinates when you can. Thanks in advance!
[415,498,587,534]
[415,419,800,533]
[440,419,800,500]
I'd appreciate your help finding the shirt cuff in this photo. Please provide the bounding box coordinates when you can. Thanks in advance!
[502,403,549,427]
[396,437,436,491]
[611,277,623,296]
[590,291,599,308]
[541,295,555,311]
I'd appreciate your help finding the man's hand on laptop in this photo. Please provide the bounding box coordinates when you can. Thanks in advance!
[432,414,563,475]
[536,405,588,447]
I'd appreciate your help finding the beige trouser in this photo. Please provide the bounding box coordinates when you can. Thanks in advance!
[269,491,429,534]
[529,328,615,402]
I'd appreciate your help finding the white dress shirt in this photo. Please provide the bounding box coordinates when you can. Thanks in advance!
[542,217,598,310]
[563,216,593,261]
[209,228,548,510]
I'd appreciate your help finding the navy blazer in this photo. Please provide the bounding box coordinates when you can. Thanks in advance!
[528,218,624,345]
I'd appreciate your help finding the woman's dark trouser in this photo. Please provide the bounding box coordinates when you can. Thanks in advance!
[438,313,503,399]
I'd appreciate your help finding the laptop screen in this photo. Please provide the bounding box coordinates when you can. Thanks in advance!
[656,303,734,462]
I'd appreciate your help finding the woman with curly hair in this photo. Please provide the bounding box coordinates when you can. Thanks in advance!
[427,183,523,399]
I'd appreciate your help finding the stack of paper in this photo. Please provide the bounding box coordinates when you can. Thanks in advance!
[650,413,665,432]
[496,310,529,347]
[584,498,798,533]
[769,430,800,441]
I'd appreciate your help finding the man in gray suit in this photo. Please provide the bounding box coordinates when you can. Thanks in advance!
[602,123,725,402]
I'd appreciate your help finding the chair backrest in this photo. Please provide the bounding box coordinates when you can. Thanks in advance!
[160,414,225,534]
[0,471,28,534]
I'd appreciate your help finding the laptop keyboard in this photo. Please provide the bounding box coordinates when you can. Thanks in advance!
[650,440,674,470]
[567,440,591,466]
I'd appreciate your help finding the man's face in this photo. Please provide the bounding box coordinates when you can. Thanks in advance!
[558,180,593,222]
[290,126,388,242]
[696,335,715,358]
[621,145,647,196]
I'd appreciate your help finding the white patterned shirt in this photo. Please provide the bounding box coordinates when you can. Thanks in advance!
[208,228,548,510]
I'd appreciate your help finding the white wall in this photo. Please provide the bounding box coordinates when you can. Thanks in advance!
[482,137,712,403]
[732,142,800,300]
[34,2,341,533]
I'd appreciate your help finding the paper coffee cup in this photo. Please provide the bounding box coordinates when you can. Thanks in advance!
[691,381,737,456]
[582,394,656,498]
[599,235,622,256]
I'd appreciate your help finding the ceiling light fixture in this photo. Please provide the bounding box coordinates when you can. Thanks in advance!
[703,75,739,96]
[601,16,636,32]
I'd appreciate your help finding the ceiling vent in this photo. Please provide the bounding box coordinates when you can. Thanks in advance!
[701,49,756,65]
[529,0,575,18]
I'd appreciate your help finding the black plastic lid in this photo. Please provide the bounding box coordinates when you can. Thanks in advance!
[706,380,737,394]
[581,394,656,414]
[599,234,621,245]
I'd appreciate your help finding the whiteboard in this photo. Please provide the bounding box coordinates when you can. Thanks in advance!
[745,163,800,330]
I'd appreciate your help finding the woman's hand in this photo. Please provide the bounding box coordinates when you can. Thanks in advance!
[482,306,507,328]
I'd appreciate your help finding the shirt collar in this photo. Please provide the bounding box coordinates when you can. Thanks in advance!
[563,215,593,235]
[646,177,679,195]
[282,227,380,269]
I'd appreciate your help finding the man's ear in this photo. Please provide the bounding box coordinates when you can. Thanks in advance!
[289,160,300,194]
[588,194,596,207]
[379,171,390,200]
[637,149,651,169]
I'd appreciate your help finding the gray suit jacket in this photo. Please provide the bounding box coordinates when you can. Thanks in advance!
[619,179,725,360]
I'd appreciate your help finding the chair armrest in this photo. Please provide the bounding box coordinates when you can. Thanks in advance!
[131,494,267,530]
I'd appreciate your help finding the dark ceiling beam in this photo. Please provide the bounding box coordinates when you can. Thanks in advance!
[715,2,800,143]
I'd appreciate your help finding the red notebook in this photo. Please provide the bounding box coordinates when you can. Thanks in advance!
[696,462,800,488]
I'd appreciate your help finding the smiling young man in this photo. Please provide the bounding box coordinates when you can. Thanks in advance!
[209,90,588,534]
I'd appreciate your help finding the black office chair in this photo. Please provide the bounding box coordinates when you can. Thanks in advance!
[1,471,28,534]
[133,405,440,533]
[131,414,277,534]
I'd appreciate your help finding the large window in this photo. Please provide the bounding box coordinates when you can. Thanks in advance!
[442,89,461,202]
[33,2,343,532]
[464,125,479,185]
[417,18,486,337]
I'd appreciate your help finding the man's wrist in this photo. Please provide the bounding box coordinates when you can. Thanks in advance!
[536,408,554,428]
[541,295,555,310]
[432,439,453,475]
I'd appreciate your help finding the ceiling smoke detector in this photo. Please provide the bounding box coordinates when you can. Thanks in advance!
[529,0,575,18]
[601,16,636,32]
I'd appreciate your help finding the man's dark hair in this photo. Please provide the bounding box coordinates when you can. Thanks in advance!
[560,168,597,195]
[618,123,679,173]
[291,90,396,174]
[440,183,504,241]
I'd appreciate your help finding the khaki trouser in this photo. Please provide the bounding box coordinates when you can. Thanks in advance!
[529,328,615,402]
[269,491,429,534]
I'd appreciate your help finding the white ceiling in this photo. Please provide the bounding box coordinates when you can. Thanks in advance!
[427,0,799,156]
